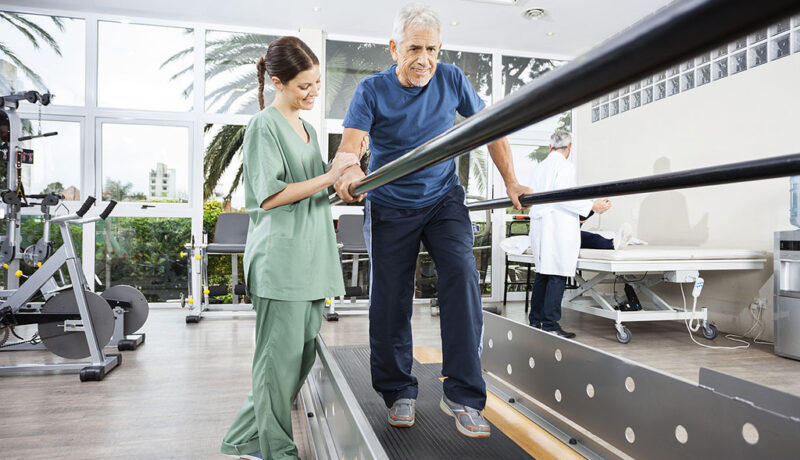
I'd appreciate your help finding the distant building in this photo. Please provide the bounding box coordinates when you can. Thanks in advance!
[148,162,176,200]
[62,185,80,201]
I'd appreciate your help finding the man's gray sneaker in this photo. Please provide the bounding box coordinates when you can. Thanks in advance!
[388,398,415,427]
[439,395,491,438]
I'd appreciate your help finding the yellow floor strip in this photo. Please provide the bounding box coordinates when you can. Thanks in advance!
[420,347,583,459]
[413,346,444,364]
[483,392,585,460]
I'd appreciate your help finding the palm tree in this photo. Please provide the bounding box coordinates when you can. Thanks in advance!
[162,32,276,201]
[0,12,64,94]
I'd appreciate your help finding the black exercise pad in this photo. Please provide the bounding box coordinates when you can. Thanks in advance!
[330,346,534,460]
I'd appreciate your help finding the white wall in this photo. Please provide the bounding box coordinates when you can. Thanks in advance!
[574,52,800,341]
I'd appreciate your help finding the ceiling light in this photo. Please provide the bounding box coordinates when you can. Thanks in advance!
[546,31,555,36]
[522,8,546,20]
[450,21,460,26]
[312,6,322,12]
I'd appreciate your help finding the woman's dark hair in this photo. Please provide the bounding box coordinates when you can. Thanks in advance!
[257,36,319,109]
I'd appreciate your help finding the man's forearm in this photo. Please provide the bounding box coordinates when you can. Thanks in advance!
[487,137,519,185]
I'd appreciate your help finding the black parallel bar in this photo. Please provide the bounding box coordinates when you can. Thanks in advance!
[467,153,800,212]
[341,0,800,199]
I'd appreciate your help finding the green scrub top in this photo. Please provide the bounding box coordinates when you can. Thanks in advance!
[242,106,345,301]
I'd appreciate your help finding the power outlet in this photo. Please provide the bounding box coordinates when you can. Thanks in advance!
[750,298,767,313]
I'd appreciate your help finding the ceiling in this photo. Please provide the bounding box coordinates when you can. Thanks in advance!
[2,0,675,58]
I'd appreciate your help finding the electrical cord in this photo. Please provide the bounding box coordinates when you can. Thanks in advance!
[680,283,751,350]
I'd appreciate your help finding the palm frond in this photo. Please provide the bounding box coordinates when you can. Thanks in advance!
[0,41,47,88]
[160,46,194,69]
[203,125,245,199]
[225,163,244,201]
[3,12,63,55]
[49,16,65,32]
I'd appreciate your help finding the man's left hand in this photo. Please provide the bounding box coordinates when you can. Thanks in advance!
[506,182,533,210]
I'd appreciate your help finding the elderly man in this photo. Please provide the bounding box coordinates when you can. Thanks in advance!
[333,3,531,438]
[528,130,611,338]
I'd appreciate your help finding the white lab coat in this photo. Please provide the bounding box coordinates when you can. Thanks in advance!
[528,152,594,277]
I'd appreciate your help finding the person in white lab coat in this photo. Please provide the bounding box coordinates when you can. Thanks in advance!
[528,130,611,338]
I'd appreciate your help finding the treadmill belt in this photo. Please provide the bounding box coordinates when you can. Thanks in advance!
[331,346,534,460]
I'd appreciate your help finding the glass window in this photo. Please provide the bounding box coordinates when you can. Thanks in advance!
[712,45,728,59]
[680,72,694,92]
[655,81,666,100]
[591,106,599,122]
[16,119,81,198]
[620,86,629,95]
[794,30,800,54]
[697,65,711,86]
[591,98,600,107]
[501,55,565,96]
[695,53,711,66]
[731,50,747,74]
[667,77,679,97]
[205,31,279,114]
[713,58,728,80]
[680,60,693,72]
[771,20,791,36]
[730,38,748,52]
[770,35,791,60]
[630,81,641,91]
[0,12,85,105]
[609,90,618,99]
[749,42,768,67]
[643,87,653,105]
[610,99,619,116]
[600,103,609,119]
[654,71,666,82]
[101,123,190,203]
[96,217,190,301]
[631,91,641,109]
[97,21,193,111]
[749,29,768,44]
[620,95,629,113]
[325,40,393,119]
[204,124,245,210]
[440,50,492,103]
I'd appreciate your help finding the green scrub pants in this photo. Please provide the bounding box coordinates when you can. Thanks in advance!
[221,296,324,459]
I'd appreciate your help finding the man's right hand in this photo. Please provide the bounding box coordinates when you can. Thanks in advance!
[334,166,367,203]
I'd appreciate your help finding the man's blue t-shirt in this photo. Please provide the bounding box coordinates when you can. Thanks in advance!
[343,63,486,208]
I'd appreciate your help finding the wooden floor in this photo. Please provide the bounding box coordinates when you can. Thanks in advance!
[1,302,798,459]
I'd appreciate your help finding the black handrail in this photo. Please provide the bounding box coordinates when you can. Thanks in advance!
[332,0,799,201]
[467,153,800,211]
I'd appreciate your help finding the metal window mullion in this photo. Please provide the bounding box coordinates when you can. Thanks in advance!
[488,50,504,304]
[81,13,100,290]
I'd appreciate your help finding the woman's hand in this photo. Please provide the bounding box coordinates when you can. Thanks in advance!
[326,152,360,185]
[592,198,612,214]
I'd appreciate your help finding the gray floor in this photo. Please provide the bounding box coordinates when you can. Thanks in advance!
[0,302,798,459]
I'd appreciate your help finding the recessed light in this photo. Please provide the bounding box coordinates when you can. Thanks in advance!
[522,8,546,20]
[546,31,555,36]
[312,6,322,12]
[451,20,460,26]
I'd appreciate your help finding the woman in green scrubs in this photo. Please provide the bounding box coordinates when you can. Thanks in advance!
[220,36,359,460]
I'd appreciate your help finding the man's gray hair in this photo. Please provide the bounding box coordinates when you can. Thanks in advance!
[391,3,441,44]
[551,130,572,150]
